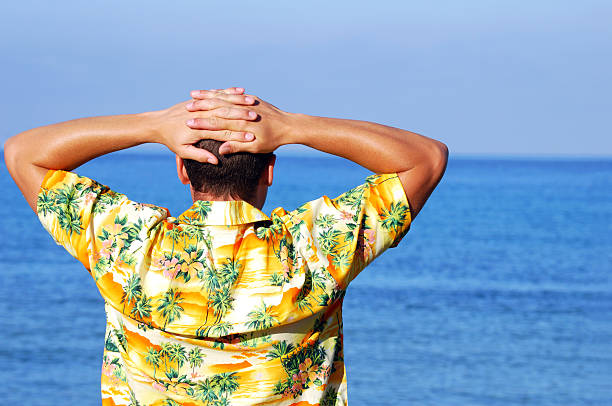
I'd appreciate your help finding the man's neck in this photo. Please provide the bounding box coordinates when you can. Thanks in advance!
[192,190,238,202]
[191,190,263,210]
[190,184,267,210]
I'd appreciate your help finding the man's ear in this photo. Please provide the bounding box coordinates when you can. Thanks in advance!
[265,154,276,186]
[176,155,191,185]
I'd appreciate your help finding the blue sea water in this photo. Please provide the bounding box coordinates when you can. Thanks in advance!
[0,154,611,405]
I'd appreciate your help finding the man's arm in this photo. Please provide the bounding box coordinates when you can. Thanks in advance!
[188,91,448,219]
[3,88,257,211]
[286,115,448,219]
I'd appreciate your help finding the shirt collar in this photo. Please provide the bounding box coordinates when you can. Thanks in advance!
[176,200,270,226]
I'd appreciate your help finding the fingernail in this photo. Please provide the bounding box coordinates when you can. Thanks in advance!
[236,87,244,92]
[207,157,216,164]
[245,132,254,141]
[248,111,257,119]
[245,96,254,103]
[186,102,194,109]
[186,119,195,126]
[190,90,200,98]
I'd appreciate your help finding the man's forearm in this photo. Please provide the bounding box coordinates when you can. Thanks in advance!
[286,113,446,175]
[285,113,448,218]
[9,113,157,171]
[4,112,160,210]
[5,88,258,212]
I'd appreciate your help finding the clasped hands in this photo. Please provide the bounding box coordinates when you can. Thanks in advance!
[156,86,293,165]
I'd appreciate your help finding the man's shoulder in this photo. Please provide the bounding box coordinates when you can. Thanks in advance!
[38,169,169,228]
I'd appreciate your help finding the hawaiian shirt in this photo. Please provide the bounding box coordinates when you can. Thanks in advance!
[37,169,411,406]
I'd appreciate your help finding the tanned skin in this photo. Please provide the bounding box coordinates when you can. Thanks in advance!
[4,87,447,218]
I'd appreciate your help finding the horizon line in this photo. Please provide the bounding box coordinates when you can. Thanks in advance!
[0,145,611,161]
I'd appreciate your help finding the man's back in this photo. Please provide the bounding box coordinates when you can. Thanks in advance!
[38,169,411,405]
[6,87,446,404]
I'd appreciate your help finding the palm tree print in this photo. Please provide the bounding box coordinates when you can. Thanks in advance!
[104,330,120,353]
[194,200,212,219]
[36,190,56,217]
[218,258,241,286]
[266,341,295,360]
[191,378,218,404]
[55,184,81,213]
[117,217,144,253]
[188,372,239,405]
[210,286,234,323]
[312,268,329,290]
[131,293,152,320]
[165,224,184,255]
[269,272,284,286]
[121,274,142,313]
[296,268,333,314]
[159,342,173,373]
[380,201,410,231]
[37,170,410,406]
[246,302,279,330]
[157,288,184,329]
[182,223,208,243]
[288,220,304,242]
[215,372,239,399]
[201,266,222,294]
[92,188,123,214]
[199,258,242,325]
[334,183,366,210]
[117,252,136,267]
[318,228,343,254]
[144,347,160,379]
[57,208,82,235]
[315,214,336,229]
[209,321,232,337]
[296,296,313,313]
[331,252,350,270]
[92,257,110,280]
[168,343,187,375]
[316,292,330,307]
[238,332,272,348]
[188,347,205,376]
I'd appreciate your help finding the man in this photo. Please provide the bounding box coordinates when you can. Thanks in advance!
[4,87,447,405]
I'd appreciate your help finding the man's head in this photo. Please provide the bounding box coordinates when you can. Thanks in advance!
[176,139,275,208]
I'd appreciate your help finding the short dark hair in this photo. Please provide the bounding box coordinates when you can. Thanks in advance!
[183,139,273,201]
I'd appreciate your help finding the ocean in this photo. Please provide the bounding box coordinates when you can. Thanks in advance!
[0,153,611,405]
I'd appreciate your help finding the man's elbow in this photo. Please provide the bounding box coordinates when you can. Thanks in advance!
[4,133,34,182]
[426,140,449,182]
[3,136,20,175]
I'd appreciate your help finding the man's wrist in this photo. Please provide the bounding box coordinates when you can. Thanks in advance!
[284,112,313,146]
[138,110,168,146]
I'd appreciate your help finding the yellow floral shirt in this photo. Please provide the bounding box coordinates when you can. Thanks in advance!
[37,169,411,406]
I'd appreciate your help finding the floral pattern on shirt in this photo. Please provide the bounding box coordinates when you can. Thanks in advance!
[37,169,411,406]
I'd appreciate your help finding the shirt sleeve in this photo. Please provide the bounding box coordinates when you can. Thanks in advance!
[37,170,169,283]
[283,173,412,287]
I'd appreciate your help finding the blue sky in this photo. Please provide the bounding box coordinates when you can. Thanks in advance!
[0,0,610,156]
